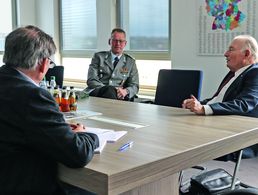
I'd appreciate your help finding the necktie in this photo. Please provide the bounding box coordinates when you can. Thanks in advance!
[113,57,119,69]
[212,71,235,98]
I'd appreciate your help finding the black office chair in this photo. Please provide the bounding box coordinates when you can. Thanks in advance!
[180,148,258,194]
[45,66,64,88]
[220,188,258,195]
[154,69,203,107]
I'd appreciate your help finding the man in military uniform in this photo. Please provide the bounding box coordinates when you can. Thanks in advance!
[86,28,139,101]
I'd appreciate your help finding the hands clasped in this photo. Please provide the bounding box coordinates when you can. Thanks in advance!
[116,87,128,99]
[182,95,205,115]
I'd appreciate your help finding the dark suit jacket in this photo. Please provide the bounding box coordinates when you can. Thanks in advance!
[0,65,99,194]
[201,63,258,160]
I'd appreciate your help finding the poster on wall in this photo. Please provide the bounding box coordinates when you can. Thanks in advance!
[197,0,257,56]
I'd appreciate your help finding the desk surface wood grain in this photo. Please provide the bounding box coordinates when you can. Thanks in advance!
[59,97,258,195]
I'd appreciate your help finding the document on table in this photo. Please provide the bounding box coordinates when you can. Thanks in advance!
[87,127,128,153]
[94,138,107,154]
[87,127,127,143]
[63,110,102,121]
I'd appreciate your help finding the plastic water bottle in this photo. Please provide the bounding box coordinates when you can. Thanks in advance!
[50,76,56,88]
[39,77,48,89]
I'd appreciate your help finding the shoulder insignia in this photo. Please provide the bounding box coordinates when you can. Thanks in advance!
[96,51,110,59]
[124,53,135,60]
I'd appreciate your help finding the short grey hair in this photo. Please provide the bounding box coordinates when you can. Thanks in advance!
[234,35,258,62]
[3,25,56,70]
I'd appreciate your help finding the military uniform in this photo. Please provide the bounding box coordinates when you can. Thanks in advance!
[87,51,139,99]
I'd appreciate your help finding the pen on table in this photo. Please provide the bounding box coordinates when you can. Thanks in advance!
[118,141,134,152]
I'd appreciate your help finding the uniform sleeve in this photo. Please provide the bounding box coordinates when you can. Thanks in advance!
[124,57,139,98]
[87,53,105,90]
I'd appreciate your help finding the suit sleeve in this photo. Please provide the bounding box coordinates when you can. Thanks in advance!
[209,68,258,116]
[24,88,99,168]
[87,53,105,89]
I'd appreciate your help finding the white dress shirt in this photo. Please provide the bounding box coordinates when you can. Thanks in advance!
[204,65,252,115]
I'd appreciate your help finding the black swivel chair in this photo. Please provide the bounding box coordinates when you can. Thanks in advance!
[45,66,64,88]
[154,69,203,107]
[221,188,258,195]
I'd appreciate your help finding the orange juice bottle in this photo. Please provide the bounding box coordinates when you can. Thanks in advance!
[53,86,61,111]
[69,86,77,111]
[60,86,70,112]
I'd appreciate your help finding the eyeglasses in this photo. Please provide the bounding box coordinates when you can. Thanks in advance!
[111,39,126,44]
[48,57,56,69]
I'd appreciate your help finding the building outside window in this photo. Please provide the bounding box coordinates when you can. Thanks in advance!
[61,0,97,52]
[60,0,171,96]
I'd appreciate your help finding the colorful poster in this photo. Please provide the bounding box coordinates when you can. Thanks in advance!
[197,0,257,56]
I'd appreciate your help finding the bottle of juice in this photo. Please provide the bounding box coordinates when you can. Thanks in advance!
[69,86,77,111]
[60,86,70,112]
[53,86,61,111]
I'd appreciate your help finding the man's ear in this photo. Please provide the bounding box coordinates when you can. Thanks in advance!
[108,38,111,45]
[245,49,251,57]
[39,58,48,74]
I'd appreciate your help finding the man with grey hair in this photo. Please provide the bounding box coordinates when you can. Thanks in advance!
[0,25,99,194]
[182,34,258,160]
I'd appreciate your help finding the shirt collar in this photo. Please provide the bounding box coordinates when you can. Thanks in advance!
[234,64,252,77]
[111,52,122,61]
[15,68,39,87]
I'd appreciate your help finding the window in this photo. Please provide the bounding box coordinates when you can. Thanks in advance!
[60,1,171,95]
[0,1,14,53]
[119,0,170,59]
[60,0,97,52]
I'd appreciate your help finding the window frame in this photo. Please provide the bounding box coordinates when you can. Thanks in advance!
[116,0,171,60]
[59,0,172,95]
[59,0,171,60]
[0,0,17,55]
[59,0,97,58]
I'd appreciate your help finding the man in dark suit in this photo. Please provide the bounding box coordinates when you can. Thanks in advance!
[0,25,99,194]
[182,34,258,160]
[86,28,139,101]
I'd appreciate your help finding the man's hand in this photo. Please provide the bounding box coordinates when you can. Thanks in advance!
[69,123,86,133]
[182,95,205,115]
[116,87,128,99]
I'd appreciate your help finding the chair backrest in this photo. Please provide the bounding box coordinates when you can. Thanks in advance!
[45,66,64,88]
[154,69,203,107]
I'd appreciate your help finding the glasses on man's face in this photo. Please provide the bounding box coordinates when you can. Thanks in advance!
[111,39,126,44]
[48,57,56,69]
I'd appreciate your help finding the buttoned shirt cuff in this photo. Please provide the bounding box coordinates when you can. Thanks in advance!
[203,105,214,115]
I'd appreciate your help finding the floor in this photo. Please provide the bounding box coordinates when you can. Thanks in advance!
[181,157,258,191]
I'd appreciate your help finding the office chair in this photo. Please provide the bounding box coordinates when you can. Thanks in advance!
[180,149,258,194]
[154,69,203,107]
[45,66,64,88]
[220,188,258,195]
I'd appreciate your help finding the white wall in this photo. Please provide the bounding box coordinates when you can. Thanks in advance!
[17,0,60,64]
[16,0,36,26]
[171,0,228,99]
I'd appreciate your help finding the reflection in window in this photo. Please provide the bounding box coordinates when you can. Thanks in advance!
[121,0,169,51]
[61,0,97,51]
[0,1,13,51]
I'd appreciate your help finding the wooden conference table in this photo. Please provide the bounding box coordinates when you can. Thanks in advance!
[59,97,258,195]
